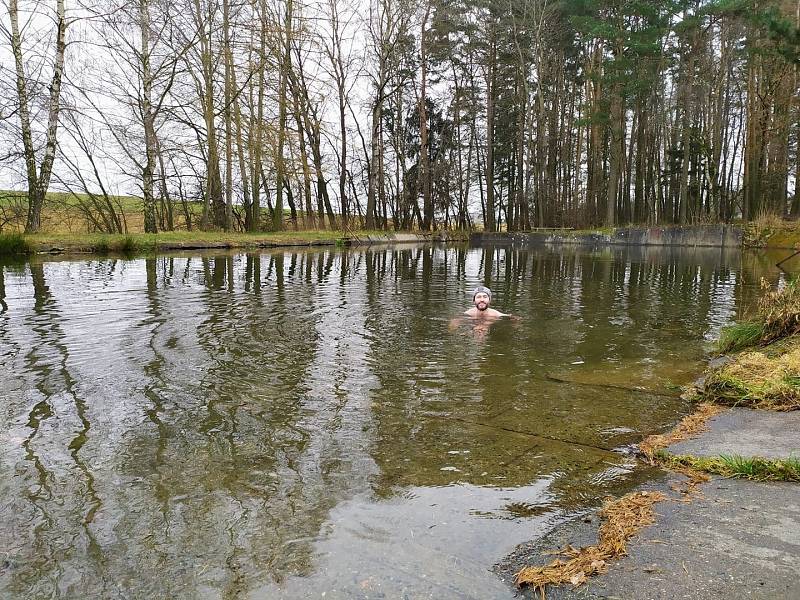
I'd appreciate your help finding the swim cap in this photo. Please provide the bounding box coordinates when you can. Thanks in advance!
[472,286,492,300]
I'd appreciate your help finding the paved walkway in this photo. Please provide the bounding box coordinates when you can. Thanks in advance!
[669,408,800,459]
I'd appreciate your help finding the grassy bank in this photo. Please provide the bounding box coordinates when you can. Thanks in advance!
[0,190,200,234]
[0,230,462,257]
[703,338,800,410]
[744,216,800,248]
[707,279,800,410]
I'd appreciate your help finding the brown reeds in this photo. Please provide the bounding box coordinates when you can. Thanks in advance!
[514,490,667,598]
[757,278,800,344]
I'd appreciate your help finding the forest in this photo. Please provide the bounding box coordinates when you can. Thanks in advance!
[2,0,799,234]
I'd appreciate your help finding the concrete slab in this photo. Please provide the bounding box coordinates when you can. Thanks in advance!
[496,474,800,599]
[668,408,800,459]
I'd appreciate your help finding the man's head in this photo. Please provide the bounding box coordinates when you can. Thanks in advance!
[472,286,492,311]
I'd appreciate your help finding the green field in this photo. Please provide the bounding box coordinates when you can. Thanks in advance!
[0,189,206,234]
[0,190,362,237]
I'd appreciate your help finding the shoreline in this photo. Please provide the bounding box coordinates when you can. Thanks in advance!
[5,221,800,258]
[0,230,468,257]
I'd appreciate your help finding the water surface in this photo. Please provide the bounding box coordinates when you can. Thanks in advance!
[0,244,777,598]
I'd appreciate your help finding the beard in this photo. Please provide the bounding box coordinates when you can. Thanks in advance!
[476,301,489,311]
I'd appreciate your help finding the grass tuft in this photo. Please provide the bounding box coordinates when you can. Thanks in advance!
[662,454,800,482]
[0,233,31,255]
[118,235,140,253]
[95,237,111,254]
[717,279,800,354]
[718,321,766,353]
[515,491,667,596]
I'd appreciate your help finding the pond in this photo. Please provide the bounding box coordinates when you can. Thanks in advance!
[0,244,779,599]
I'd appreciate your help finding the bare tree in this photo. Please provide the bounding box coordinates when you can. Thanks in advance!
[5,0,68,232]
[365,0,413,229]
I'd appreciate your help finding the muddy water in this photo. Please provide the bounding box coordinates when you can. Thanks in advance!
[0,244,777,599]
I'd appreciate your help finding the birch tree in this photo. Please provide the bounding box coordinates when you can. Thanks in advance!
[5,0,68,232]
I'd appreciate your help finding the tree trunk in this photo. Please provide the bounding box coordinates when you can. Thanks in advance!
[11,0,67,233]
[193,0,224,229]
[485,32,497,232]
[222,0,233,231]
[419,4,432,231]
[273,0,294,231]
[606,85,624,227]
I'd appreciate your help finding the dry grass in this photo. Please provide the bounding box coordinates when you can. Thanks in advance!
[514,491,667,598]
[665,462,711,497]
[639,403,726,459]
[757,279,800,344]
[742,214,800,248]
[704,345,800,411]
[639,404,720,499]
[708,282,800,410]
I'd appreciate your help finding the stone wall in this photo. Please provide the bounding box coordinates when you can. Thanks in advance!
[471,225,742,248]
[349,231,469,245]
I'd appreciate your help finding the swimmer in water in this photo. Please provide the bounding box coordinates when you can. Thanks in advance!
[464,286,509,318]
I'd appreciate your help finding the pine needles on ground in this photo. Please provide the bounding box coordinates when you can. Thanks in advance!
[514,491,667,598]
[639,403,725,459]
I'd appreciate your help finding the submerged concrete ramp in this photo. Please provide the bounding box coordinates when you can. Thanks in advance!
[498,474,800,599]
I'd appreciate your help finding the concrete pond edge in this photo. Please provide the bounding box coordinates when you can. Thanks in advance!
[498,335,800,599]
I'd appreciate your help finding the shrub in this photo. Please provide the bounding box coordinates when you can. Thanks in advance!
[95,237,111,254]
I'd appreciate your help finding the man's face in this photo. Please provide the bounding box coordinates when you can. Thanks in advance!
[474,292,490,311]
